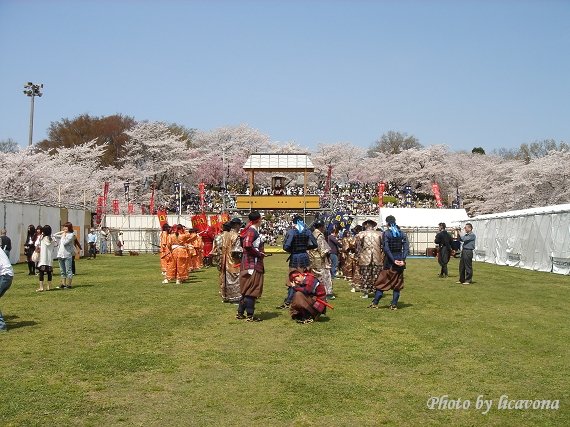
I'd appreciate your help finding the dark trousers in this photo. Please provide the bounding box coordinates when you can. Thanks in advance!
[27,260,35,275]
[459,249,473,283]
[438,246,450,276]
[238,295,256,316]
[88,242,97,258]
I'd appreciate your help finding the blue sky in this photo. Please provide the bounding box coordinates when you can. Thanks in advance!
[1,0,568,153]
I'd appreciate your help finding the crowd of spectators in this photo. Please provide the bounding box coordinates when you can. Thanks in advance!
[165,181,442,215]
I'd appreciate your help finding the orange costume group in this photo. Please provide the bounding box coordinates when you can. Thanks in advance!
[160,225,204,283]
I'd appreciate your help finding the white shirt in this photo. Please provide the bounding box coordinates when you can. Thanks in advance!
[0,248,14,276]
[38,236,57,267]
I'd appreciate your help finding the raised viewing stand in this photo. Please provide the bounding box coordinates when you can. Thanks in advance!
[235,195,320,210]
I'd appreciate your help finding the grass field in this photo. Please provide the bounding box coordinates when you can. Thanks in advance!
[0,254,568,426]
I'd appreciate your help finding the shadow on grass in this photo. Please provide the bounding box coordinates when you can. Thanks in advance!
[376,303,414,309]
[258,311,281,321]
[4,315,38,329]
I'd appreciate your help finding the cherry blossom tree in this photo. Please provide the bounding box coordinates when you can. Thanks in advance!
[192,124,272,186]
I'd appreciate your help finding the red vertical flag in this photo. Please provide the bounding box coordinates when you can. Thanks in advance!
[378,182,385,208]
[112,199,120,215]
[149,183,155,215]
[209,215,221,233]
[432,183,443,208]
[95,196,104,225]
[199,182,205,213]
[103,182,110,211]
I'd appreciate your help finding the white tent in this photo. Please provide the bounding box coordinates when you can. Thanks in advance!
[0,200,90,263]
[354,208,470,255]
[354,208,469,228]
[460,204,570,275]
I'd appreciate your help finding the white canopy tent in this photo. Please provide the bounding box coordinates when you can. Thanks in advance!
[459,204,570,275]
[354,208,470,255]
[354,208,470,228]
[0,200,90,263]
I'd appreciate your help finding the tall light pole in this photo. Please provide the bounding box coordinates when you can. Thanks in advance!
[221,147,226,212]
[23,82,43,146]
[174,182,182,223]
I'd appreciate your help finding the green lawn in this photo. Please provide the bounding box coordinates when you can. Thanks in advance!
[1,254,568,426]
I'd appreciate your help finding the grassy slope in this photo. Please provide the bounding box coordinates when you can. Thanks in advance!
[0,254,568,426]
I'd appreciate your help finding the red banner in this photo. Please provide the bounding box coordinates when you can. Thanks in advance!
[95,196,104,225]
[103,182,110,211]
[149,183,155,215]
[432,183,443,208]
[157,209,168,228]
[128,203,134,214]
[199,182,205,213]
[112,199,119,215]
[191,213,208,232]
[209,215,221,233]
[378,182,385,208]
[220,212,230,224]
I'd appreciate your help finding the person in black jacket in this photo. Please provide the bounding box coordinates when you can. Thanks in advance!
[434,222,452,278]
[0,229,11,259]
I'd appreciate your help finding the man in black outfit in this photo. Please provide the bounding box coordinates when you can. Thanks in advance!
[434,222,452,278]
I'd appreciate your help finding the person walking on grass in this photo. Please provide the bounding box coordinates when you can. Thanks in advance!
[87,228,97,259]
[0,229,11,259]
[368,215,409,310]
[36,225,57,292]
[457,223,476,285]
[356,219,384,298]
[54,222,77,289]
[434,222,452,278]
[220,218,243,303]
[236,211,265,322]
[24,224,37,275]
[0,248,14,332]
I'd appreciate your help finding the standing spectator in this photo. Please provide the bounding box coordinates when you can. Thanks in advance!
[87,229,97,259]
[0,248,14,332]
[100,227,109,254]
[369,215,409,310]
[236,211,265,322]
[356,220,384,298]
[116,232,124,256]
[54,222,77,289]
[457,223,476,285]
[0,229,11,259]
[37,225,57,292]
[33,226,43,274]
[434,222,452,278]
[327,227,340,279]
[71,230,82,275]
[24,224,37,275]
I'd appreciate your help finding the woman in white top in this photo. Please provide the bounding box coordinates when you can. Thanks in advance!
[36,225,57,292]
[54,222,76,289]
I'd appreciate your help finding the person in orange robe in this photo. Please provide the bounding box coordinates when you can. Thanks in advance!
[164,225,194,284]
[159,223,171,277]
[195,233,204,269]
[187,229,202,272]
